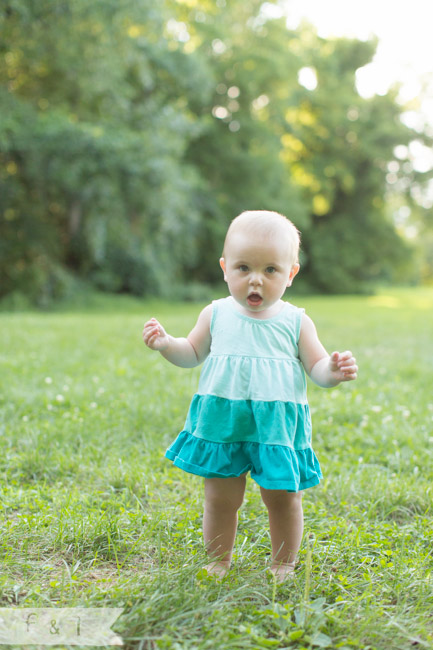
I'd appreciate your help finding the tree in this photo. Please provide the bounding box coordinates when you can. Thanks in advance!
[1,0,429,304]
[0,0,211,303]
[278,31,415,291]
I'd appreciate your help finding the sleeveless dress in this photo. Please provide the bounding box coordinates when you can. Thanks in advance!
[165,297,322,492]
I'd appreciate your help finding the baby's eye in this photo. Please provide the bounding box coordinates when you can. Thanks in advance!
[266,266,277,274]
[239,265,249,272]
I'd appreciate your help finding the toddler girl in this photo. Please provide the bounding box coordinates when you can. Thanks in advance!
[143,210,357,581]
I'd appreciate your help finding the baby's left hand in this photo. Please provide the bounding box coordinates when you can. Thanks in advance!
[329,351,358,382]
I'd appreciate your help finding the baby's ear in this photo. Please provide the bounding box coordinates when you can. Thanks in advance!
[287,263,300,287]
[219,258,228,281]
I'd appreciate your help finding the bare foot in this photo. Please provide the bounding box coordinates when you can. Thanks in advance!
[203,560,231,579]
[270,561,296,583]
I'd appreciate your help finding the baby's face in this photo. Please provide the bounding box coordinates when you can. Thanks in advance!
[220,230,299,318]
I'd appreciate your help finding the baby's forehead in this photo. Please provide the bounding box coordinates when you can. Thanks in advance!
[225,230,292,259]
[227,226,291,249]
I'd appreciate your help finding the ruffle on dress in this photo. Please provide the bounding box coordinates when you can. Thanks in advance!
[165,430,322,492]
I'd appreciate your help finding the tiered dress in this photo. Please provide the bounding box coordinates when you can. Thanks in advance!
[165,297,322,492]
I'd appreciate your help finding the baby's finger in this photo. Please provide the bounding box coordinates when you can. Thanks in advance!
[339,358,356,369]
[341,359,357,369]
[143,327,159,344]
[143,321,154,333]
[143,318,158,328]
[342,364,358,378]
[145,334,161,349]
[149,329,162,344]
[329,351,340,369]
[144,321,159,333]
[142,324,154,337]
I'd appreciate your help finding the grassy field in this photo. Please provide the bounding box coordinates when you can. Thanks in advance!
[1,287,433,649]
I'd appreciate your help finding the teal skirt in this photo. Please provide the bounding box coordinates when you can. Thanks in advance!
[165,394,322,492]
[165,431,322,492]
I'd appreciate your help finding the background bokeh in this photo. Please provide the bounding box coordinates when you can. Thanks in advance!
[1,0,432,307]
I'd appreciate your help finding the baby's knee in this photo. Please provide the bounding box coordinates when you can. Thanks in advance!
[261,488,303,512]
[205,491,244,513]
[204,477,245,513]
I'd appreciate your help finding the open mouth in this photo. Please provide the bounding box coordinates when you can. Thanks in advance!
[247,293,263,306]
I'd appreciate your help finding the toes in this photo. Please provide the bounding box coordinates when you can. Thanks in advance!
[270,562,296,583]
[203,561,231,579]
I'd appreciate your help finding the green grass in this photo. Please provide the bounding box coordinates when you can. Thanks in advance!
[1,287,433,649]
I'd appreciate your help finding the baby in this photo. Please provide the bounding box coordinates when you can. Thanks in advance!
[143,210,357,581]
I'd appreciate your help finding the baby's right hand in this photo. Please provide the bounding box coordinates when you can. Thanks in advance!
[142,318,170,351]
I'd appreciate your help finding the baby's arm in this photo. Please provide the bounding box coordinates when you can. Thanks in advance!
[142,305,212,368]
[298,314,358,388]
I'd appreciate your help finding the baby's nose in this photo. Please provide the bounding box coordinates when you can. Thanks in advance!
[250,273,263,285]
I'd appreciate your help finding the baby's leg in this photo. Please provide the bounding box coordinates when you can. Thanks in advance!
[260,488,303,581]
[203,474,247,576]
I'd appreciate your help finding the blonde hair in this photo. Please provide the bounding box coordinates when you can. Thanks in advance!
[223,210,301,266]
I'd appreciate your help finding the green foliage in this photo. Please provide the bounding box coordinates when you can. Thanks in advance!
[1,0,431,303]
[0,0,209,302]
[278,34,415,291]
